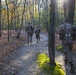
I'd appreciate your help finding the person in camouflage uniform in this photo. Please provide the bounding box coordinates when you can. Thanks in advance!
[59,18,75,74]
[25,22,34,44]
[34,25,40,42]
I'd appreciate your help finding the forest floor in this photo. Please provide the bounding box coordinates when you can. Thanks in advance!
[0,31,76,75]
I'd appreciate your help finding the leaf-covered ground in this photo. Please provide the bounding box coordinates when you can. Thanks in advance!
[0,31,76,75]
[0,30,27,70]
[0,32,49,75]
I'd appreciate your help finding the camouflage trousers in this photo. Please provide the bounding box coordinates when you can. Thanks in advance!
[62,40,73,63]
[35,34,40,42]
[27,32,33,43]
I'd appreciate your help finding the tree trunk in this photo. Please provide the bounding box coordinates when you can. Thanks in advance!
[0,0,1,37]
[10,11,13,36]
[45,0,48,31]
[38,0,40,27]
[17,11,20,30]
[68,0,75,24]
[16,1,26,38]
[48,0,56,66]
[64,0,68,18]
[32,0,35,25]
[6,0,10,41]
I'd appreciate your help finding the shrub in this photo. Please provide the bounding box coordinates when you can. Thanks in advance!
[37,53,65,75]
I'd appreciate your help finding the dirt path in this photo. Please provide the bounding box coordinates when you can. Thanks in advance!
[1,33,76,75]
[1,33,48,75]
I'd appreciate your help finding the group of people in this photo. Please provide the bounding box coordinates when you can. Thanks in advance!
[25,22,40,44]
[25,19,76,73]
[58,18,76,74]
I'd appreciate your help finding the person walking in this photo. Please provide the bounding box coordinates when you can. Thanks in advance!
[25,22,34,43]
[58,18,75,74]
[34,25,40,42]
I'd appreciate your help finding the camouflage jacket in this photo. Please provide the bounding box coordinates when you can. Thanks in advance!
[58,23,75,40]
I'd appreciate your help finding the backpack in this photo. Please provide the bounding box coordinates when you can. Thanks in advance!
[59,24,74,41]
[26,25,34,33]
[35,28,40,35]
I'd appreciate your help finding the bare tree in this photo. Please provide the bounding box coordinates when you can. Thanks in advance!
[48,0,56,66]
[16,0,26,38]
[44,0,49,31]
[5,0,10,41]
[0,0,1,37]
[68,0,75,24]
[38,0,40,27]
[64,0,68,18]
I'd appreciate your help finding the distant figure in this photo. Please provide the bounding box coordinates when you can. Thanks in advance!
[58,18,75,74]
[25,22,34,44]
[34,25,40,42]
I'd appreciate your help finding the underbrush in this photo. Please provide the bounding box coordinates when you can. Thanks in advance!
[0,37,26,58]
[37,53,65,75]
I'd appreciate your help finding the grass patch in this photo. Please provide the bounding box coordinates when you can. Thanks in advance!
[37,53,65,75]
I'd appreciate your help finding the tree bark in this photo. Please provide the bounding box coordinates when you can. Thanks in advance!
[38,0,40,27]
[68,0,75,24]
[64,0,68,18]
[6,0,10,41]
[45,0,48,31]
[16,0,26,38]
[0,0,1,37]
[48,0,56,66]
